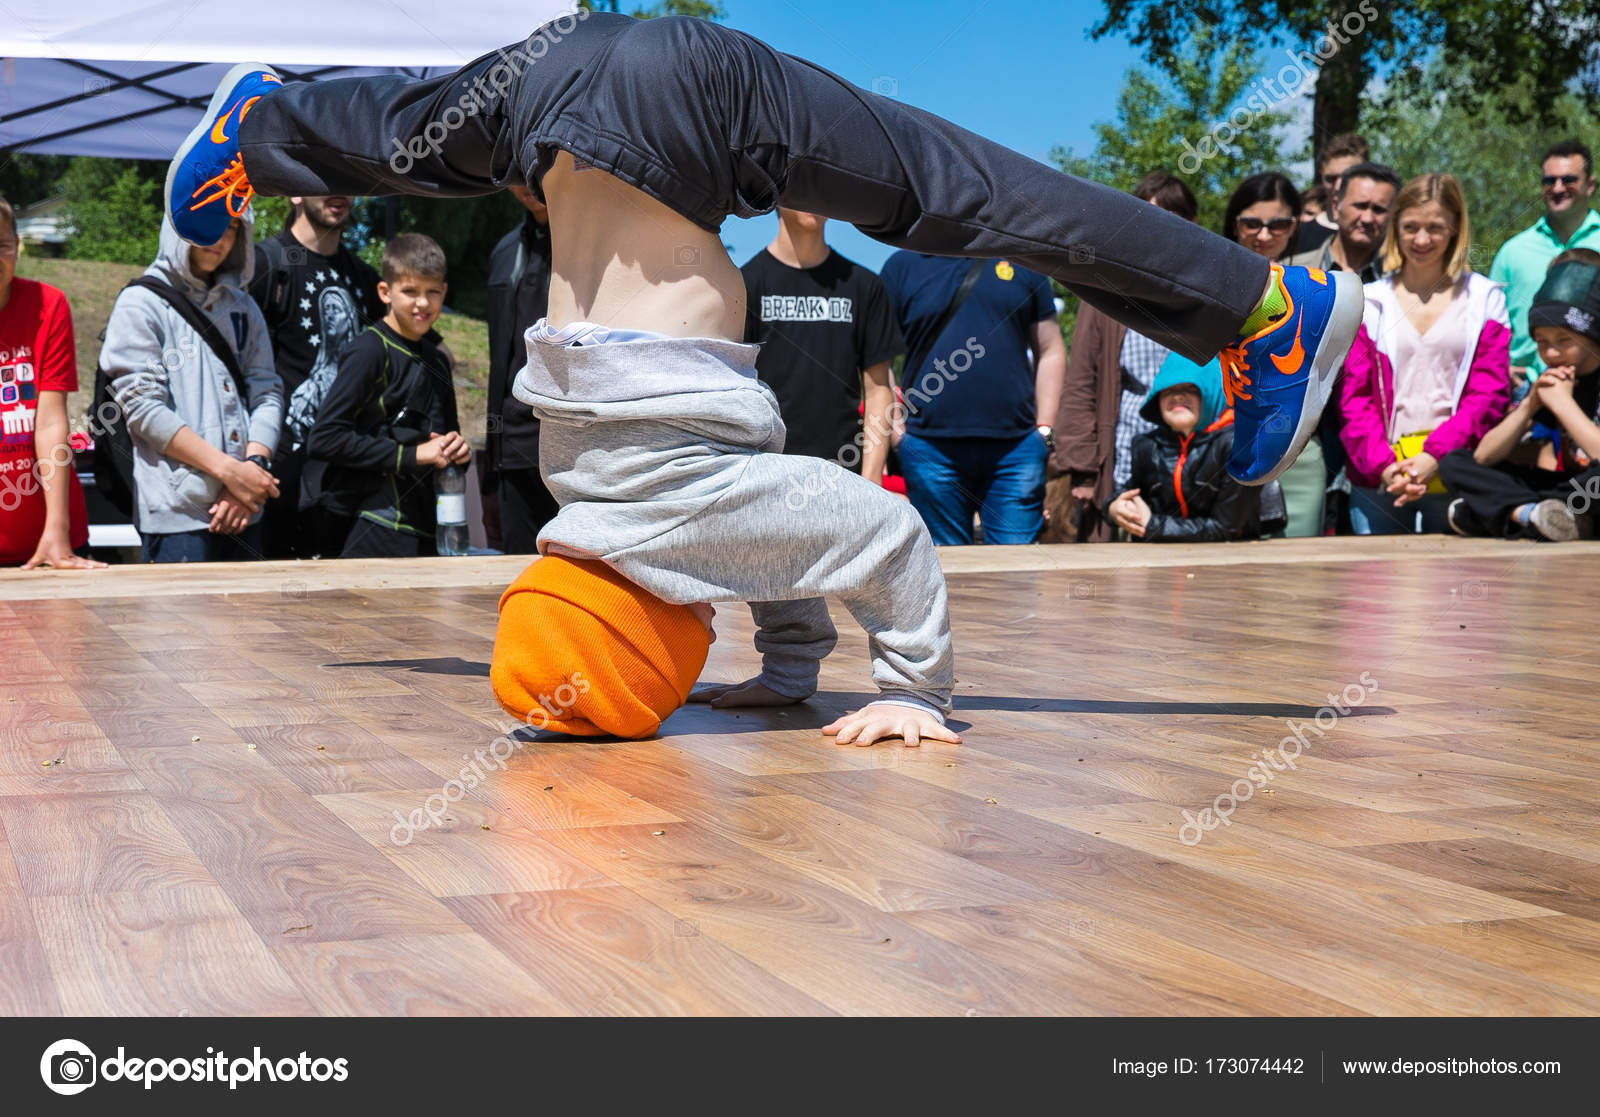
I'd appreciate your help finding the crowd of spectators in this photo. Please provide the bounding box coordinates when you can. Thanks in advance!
[3,133,1599,567]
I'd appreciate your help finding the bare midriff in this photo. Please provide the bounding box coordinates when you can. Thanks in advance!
[541,151,747,341]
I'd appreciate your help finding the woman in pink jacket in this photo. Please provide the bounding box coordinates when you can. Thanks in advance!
[1338,173,1511,533]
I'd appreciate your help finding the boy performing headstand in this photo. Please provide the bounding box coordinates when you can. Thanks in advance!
[165,10,1361,745]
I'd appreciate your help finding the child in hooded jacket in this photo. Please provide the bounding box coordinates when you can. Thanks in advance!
[1104,352,1269,542]
[102,213,282,562]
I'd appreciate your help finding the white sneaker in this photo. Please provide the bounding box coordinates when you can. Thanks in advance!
[1528,499,1579,541]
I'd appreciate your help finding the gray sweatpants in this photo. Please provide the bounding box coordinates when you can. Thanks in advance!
[512,321,954,717]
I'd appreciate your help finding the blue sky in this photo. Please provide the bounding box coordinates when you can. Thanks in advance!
[715,0,1151,271]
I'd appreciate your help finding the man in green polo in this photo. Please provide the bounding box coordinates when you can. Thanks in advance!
[1490,139,1600,388]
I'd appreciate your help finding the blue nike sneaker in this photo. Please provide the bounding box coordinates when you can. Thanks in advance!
[165,63,281,245]
[1219,262,1364,485]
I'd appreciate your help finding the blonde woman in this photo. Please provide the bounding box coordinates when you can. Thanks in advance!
[1337,173,1511,533]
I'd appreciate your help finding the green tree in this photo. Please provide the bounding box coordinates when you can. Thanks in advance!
[581,0,727,17]
[627,1,726,16]
[369,193,527,318]
[0,153,71,209]
[249,194,294,243]
[58,156,164,264]
[1051,25,1291,234]
[1092,1,1600,167]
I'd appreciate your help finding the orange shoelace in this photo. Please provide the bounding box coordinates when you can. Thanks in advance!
[187,154,254,217]
[1218,342,1252,406]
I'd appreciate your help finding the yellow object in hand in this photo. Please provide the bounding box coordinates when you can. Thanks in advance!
[1391,431,1446,495]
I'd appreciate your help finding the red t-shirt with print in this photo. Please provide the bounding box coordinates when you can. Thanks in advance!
[0,278,88,563]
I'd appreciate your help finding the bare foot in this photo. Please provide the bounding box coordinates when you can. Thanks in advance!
[688,677,805,708]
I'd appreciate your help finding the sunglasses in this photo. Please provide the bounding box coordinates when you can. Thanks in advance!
[1237,216,1296,234]
[1543,174,1583,187]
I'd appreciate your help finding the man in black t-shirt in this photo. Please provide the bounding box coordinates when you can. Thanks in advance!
[741,209,904,482]
[484,185,558,553]
[248,195,383,557]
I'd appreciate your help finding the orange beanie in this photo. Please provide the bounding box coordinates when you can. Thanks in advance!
[491,556,710,739]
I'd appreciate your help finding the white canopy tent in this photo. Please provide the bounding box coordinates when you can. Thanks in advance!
[0,1,575,158]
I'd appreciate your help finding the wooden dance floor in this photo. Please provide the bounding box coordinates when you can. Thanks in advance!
[3,537,1599,1016]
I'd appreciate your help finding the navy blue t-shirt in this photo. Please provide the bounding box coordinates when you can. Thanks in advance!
[878,253,1057,438]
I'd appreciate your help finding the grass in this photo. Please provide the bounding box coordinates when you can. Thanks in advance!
[15,253,494,446]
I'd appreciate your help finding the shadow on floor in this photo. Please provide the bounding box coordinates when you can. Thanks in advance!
[328,656,489,676]
[662,694,1398,736]
[326,659,1396,737]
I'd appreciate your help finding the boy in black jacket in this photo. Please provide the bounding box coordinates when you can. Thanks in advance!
[307,233,472,556]
[1105,352,1266,542]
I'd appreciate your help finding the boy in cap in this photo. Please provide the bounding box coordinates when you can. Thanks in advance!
[1440,249,1600,540]
[163,11,1363,743]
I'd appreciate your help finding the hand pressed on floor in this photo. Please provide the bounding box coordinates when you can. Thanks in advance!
[823,702,961,748]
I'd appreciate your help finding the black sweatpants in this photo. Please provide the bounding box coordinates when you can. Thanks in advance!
[237,11,1266,362]
[1438,448,1600,536]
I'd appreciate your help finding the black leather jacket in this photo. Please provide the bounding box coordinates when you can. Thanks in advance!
[1107,418,1264,542]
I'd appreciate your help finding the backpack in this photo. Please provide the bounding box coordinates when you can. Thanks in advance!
[255,235,295,322]
[91,277,253,518]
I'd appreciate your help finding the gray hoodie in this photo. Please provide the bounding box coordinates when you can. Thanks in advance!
[101,215,282,534]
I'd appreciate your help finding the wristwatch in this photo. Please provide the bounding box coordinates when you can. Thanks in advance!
[246,453,273,473]
[1036,424,1055,449]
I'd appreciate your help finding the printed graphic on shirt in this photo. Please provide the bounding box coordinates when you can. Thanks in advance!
[741,248,904,464]
[759,295,855,324]
[284,286,362,450]
[298,273,362,354]
[0,281,87,562]
[0,349,40,450]
[252,235,381,409]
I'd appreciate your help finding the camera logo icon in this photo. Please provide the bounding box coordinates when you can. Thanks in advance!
[40,1039,97,1095]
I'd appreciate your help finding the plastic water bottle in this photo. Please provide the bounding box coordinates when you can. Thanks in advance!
[435,463,469,556]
